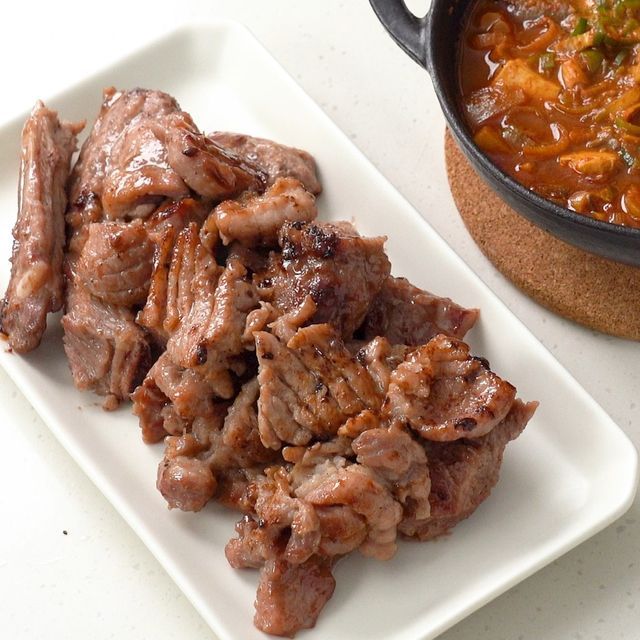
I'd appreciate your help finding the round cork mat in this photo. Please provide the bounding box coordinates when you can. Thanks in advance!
[444,129,640,340]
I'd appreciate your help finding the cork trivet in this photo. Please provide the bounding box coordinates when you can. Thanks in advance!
[444,129,640,340]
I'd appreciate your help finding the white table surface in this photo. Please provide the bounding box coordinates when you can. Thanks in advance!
[1,1,638,639]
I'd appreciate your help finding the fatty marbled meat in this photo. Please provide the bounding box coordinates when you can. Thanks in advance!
[0,102,83,352]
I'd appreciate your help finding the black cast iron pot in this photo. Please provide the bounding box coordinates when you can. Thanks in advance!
[369,0,640,266]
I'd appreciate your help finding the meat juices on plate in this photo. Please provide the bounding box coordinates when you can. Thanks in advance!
[3,86,537,636]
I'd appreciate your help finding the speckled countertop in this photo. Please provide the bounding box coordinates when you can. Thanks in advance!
[0,1,638,638]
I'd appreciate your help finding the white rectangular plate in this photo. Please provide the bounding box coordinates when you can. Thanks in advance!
[0,22,637,640]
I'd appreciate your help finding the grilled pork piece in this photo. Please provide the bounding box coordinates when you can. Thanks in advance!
[362,276,479,345]
[101,110,190,219]
[0,102,83,353]
[62,268,150,408]
[254,557,335,637]
[66,88,181,242]
[352,423,431,521]
[384,334,516,441]
[131,373,180,444]
[138,220,216,345]
[212,177,317,247]
[156,378,275,511]
[154,112,267,200]
[225,423,430,635]
[210,131,322,195]
[256,221,391,339]
[352,336,412,395]
[400,399,537,540]
[167,256,259,398]
[255,323,382,449]
[75,220,154,306]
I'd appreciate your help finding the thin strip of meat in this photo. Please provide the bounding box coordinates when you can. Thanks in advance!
[362,276,479,345]
[212,177,317,247]
[209,131,322,195]
[0,102,83,353]
[138,220,218,345]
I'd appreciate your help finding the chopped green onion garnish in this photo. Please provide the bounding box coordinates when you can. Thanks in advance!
[539,52,556,71]
[614,49,628,66]
[572,17,589,35]
[593,27,605,46]
[581,48,604,72]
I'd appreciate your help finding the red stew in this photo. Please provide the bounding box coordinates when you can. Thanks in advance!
[459,0,640,228]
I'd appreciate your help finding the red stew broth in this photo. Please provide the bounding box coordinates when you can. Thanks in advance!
[459,0,640,228]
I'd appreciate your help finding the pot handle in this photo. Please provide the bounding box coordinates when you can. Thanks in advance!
[368,0,429,69]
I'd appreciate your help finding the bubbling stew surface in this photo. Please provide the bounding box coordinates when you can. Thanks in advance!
[459,0,640,228]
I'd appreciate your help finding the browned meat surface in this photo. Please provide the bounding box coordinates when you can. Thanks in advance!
[362,276,479,345]
[255,323,382,449]
[384,334,517,441]
[131,350,225,443]
[256,221,391,339]
[158,455,218,512]
[0,85,538,637]
[156,378,275,511]
[149,352,219,419]
[213,177,317,247]
[146,197,209,235]
[254,557,335,637]
[62,270,150,407]
[0,102,83,353]
[353,336,412,395]
[67,88,180,241]
[131,375,176,444]
[400,399,538,540]
[138,221,220,345]
[294,457,403,561]
[352,424,431,521]
[154,112,267,200]
[75,220,153,306]
[167,257,259,398]
[210,131,322,195]
[101,112,189,219]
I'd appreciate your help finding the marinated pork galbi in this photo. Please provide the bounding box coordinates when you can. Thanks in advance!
[1,87,537,637]
[0,102,83,352]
